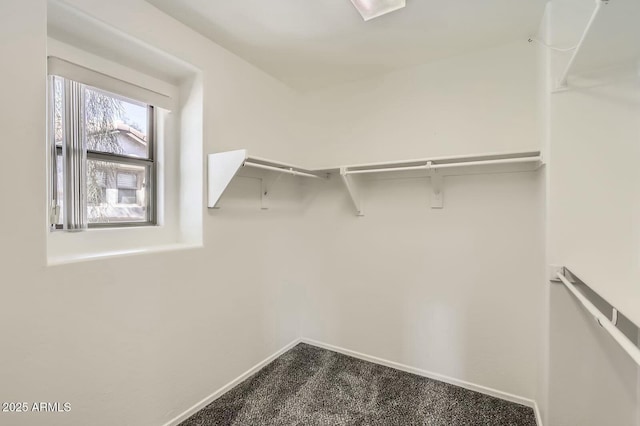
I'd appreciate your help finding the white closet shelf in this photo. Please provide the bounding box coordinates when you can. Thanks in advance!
[337,150,542,215]
[335,150,541,173]
[554,0,640,91]
[207,149,325,209]
[208,149,542,214]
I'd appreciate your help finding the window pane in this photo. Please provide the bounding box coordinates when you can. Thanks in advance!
[55,153,64,226]
[53,77,64,148]
[84,87,150,159]
[51,77,64,227]
[87,160,148,224]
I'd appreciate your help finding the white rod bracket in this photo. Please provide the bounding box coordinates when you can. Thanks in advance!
[340,167,364,216]
[611,308,619,326]
[260,173,283,210]
[427,162,444,209]
[549,265,566,282]
[261,179,269,210]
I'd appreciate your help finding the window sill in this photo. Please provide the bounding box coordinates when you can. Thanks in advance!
[47,223,203,266]
[47,242,202,266]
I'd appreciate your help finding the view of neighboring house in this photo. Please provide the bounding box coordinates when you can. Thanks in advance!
[87,122,149,223]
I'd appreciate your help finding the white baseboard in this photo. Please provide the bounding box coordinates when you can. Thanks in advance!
[162,338,301,426]
[301,338,540,423]
[164,337,542,426]
[533,401,544,426]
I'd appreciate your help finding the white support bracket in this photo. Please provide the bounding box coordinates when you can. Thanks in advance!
[426,161,443,209]
[549,265,566,282]
[209,150,324,210]
[208,149,248,208]
[611,308,619,326]
[340,167,364,216]
[555,0,609,91]
[260,173,283,210]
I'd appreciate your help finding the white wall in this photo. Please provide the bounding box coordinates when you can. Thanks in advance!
[302,41,541,169]
[546,68,640,425]
[543,0,640,424]
[0,1,306,425]
[7,0,638,424]
[298,41,545,401]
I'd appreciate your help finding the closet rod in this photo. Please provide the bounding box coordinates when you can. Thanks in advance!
[344,156,541,175]
[243,161,323,179]
[555,271,640,366]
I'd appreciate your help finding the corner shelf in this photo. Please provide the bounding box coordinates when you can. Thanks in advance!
[208,149,542,215]
[207,149,324,209]
[554,0,640,91]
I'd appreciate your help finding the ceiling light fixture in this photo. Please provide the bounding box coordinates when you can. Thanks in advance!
[350,0,406,21]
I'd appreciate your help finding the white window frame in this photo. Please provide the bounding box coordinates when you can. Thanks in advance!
[46,37,202,265]
[49,71,160,229]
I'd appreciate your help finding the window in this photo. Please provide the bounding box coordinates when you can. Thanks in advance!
[45,36,201,263]
[49,75,156,229]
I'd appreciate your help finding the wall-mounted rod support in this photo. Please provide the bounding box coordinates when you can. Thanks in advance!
[427,162,444,208]
[344,156,541,175]
[243,161,323,179]
[555,271,640,366]
[611,308,619,326]
[556,0,607,89]
[340,168,364,216]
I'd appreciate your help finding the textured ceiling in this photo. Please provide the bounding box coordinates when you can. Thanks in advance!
[146,0,547,91]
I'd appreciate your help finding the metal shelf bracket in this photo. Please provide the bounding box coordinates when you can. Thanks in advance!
[340,167,364,216]
[426,161,444,209]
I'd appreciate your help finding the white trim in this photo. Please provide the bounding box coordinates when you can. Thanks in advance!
[47,38,179,104]
[47,56,174,110]
[533,401,544,426]
[47,242,203,266]
[162,338,302,426]
[301,338,539,418]
[164,337,542,426]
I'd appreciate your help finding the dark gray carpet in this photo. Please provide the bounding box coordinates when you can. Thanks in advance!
[180,343,537,426]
